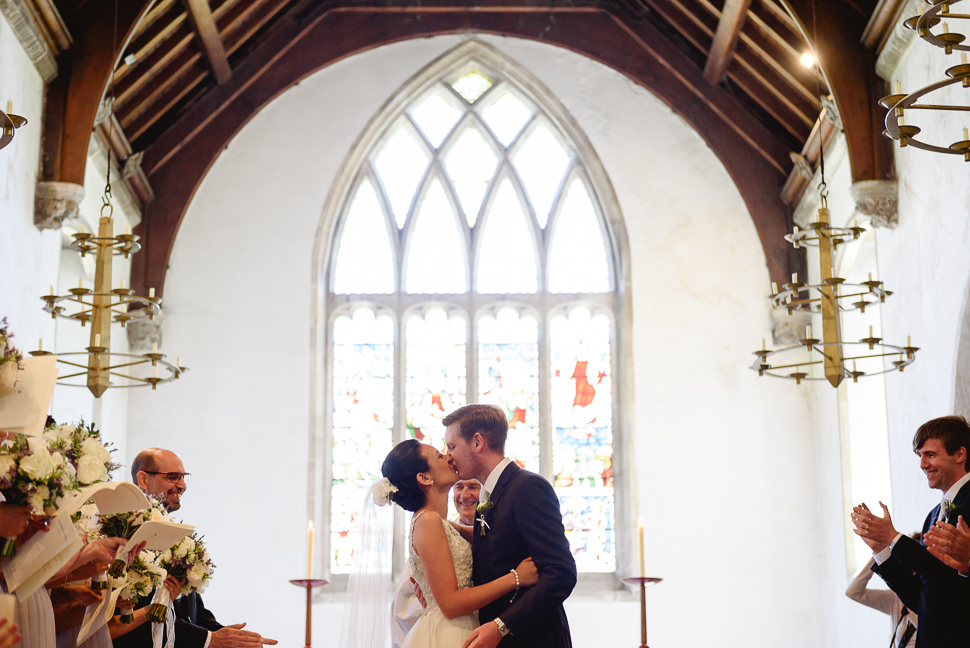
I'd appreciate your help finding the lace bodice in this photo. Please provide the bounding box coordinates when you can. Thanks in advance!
[409,511,473,614]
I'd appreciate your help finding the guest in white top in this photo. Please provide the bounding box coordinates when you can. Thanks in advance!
[846,554,917,648]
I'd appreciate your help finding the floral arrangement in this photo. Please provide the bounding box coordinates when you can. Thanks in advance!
[147,534,215,623]
[0,435,76,555]
[0,318,23,397]
[98,496,168,576]
[44,420,121,485]
[113,550,167,622]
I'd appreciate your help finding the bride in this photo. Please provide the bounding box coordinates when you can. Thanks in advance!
[380,439,537,648]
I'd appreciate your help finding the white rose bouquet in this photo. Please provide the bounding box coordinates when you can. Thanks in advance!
[112,550,167,623]
[44,420,120,485]
[97,496,169,577]
[147,534,215,623]
[0,434,76,556]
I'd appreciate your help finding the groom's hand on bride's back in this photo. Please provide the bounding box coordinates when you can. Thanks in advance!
[411,576,427,609]
[515,558,538,587]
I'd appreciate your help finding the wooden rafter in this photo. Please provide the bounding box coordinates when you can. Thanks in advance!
[181,0,232,84]
[703,0,753,83]
[130,1,800,304]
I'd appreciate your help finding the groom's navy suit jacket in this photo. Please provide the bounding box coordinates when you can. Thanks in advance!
[112,592,222,648]
[872,479,970,648]
[472,462,576,648]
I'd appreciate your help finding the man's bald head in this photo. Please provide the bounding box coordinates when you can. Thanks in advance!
[132,448,187,512]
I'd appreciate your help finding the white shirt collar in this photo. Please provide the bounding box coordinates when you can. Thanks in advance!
[480,457,512,503]
[943,471,970,505]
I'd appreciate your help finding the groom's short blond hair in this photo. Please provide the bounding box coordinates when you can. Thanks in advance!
[442,404,508,453]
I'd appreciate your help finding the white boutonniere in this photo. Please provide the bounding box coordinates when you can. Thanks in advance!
[476,495,494,536]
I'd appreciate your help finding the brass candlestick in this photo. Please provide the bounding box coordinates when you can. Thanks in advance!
[289,579,328,648]
[622,577,662,647]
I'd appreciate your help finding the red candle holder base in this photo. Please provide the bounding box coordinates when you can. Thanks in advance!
[290,578,329,648]
[622,576,662,648]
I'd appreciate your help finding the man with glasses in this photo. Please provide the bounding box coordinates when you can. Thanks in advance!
[112,448,276,648]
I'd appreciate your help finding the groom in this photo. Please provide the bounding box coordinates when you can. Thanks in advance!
[443,404,576,648]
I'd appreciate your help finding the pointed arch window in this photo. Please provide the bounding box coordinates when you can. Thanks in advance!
[322,54,623,580]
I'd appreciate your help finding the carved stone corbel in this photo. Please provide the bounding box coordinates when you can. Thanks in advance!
[126,313,162,354]
[34,181,85,230]
[771,309,813,347]
[850,179,898,229]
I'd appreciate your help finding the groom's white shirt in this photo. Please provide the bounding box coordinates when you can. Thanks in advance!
[480,457,512,503]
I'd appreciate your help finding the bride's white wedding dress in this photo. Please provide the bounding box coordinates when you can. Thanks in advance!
[403,511,478,648]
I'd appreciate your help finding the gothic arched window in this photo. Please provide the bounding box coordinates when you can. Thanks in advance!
[322,46,624,580]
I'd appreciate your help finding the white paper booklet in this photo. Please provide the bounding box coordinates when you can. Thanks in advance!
[0,355,58,436]
[1,514,83,600]
[77,587,122,644]
[58,482,150,519]
[114,520,195,564]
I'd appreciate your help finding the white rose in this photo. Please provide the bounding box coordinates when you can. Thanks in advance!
[53,425,74,441]
[150,508,168,522]
[80,438,111,463]
[28,485,49,513]
[20,450,55,480]
[174,542,189,558]
[76,455,108,484]
[159,549,173,563]
[0,455,16,479]
[62,461,76,478]
[187,562,205,586]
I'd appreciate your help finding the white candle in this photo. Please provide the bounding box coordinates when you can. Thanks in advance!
[944,22,950,34]
[895,80,902,94]
[964,127,969,141]
[762,338,767,352]
[962,53,968,65]
[49,285,54,296]
[176,357,181,368]
[638,519,644,578]
[78,278,83,289]
[38,338,42,352]
[149,287,155,298]
[120,279,125,290]
[152,342,157,354]
[870,325,874,338]
[80,223,84,234]
[868,272,872,282]
[153,367,157,379]
[94,334,101,347]
[806,325,812,339]
[4,101,11,115]
[307,521,315,579]
[908,335,912,347]
[771,282,778,294]
[918,5,924,15]
[126,224,131,235]
[792,273,799,284]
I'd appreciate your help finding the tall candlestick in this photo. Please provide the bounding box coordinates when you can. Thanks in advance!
[638,519,644,578]
[307,521,315,579]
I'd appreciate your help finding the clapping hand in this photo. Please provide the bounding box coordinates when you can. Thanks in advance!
[852,502,897,552]
[925,515,970,571]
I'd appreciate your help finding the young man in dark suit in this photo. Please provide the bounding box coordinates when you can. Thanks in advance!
[112,449,276,648]
[853,416,970,648]
[442,405,577,648]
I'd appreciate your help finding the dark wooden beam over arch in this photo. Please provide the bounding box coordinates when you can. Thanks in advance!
[780,0,894,185]
[131,1,803,299]
[40,1,155,186]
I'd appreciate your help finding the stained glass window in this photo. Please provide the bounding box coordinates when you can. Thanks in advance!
[326,56,621,578]
[406,309,468,451]
[550,308,614,572]
[330,308,395,573]
[478,309,540,472]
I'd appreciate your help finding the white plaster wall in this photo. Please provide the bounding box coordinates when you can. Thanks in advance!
[0,13,58,350]
[129,35,823,648]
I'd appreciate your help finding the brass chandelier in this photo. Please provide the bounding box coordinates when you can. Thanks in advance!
[750,198,918,387]
[879,0,970,159]
[30,179,186,397]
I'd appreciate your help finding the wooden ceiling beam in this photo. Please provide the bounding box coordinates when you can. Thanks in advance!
[113,2,188,87]
[132,3,798,304]
[703,0,753,83]
[181,0,232,84]
[40,1,155,187]
[780,0,894,184]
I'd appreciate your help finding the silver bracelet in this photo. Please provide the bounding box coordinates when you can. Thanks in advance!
[509,568,520,603]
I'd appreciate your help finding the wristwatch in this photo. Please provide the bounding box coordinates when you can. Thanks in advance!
[494,618,511,637]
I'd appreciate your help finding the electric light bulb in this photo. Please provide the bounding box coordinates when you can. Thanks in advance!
[800,52,815,67]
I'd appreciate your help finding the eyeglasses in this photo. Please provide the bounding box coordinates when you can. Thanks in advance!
[142,471,190,483]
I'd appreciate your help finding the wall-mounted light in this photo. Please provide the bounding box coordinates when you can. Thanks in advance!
[800,52,817,67]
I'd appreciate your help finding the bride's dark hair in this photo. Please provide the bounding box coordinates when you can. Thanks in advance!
[381,439,429,512]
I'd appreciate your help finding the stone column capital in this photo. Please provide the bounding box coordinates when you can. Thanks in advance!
[34,181,85,230]
[850,180,898,229]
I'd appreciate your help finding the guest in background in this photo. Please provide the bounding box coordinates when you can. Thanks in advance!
[853,415,970,648]
[845,535,919,648]
[391,479,481,648]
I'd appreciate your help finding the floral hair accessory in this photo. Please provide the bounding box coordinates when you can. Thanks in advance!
[372,478,399,507]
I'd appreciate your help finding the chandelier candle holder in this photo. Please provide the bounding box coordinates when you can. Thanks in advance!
[0,100,28,152]
[751,201,919,387]
[878,0,970,160]
[30,193,186,397]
